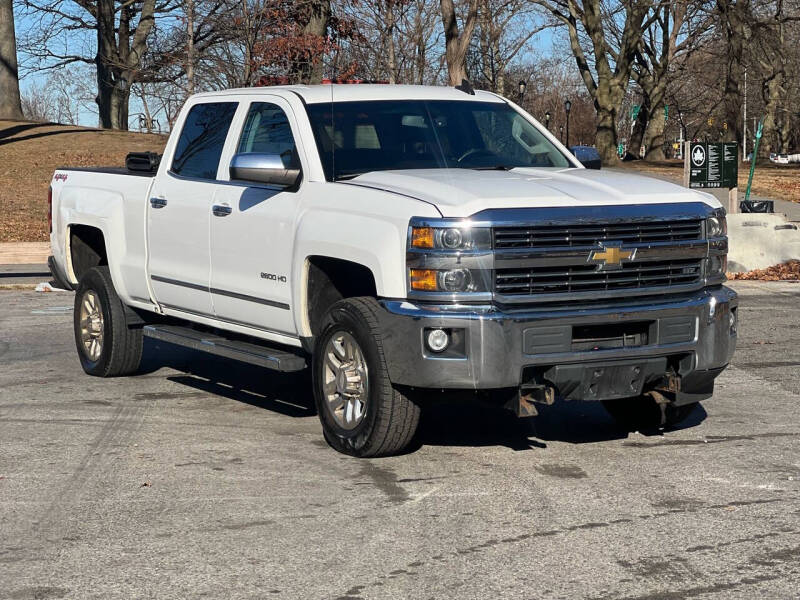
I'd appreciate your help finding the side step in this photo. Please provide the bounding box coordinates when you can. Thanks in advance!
[143,324,307,372]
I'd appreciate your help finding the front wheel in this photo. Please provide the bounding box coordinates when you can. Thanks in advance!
[602,395,697,431]
[73,266,143,377]
[312,297,421,457]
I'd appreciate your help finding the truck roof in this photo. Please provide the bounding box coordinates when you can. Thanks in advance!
[191,84,506,105]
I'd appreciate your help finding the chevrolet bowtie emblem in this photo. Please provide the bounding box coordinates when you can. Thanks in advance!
[589,244,635,270]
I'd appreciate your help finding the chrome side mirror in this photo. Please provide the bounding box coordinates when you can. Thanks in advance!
[229,153,301,187]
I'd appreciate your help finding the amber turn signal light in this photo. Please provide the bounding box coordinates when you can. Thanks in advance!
[410,269,438,291]
[411,227,435,248]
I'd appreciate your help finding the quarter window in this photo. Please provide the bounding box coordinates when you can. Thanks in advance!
[237,103,298,168]
[171,102,237,180]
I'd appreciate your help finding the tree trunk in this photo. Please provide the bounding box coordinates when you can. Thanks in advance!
[186,0,195,95]
[643,107,666,160]
[0,0,25,120]
[440,0,479,86]
[717,0,749,144]
[293,0,330,84]
[627,104,649,160]
[761,73,783,155]
[595,106,619,165]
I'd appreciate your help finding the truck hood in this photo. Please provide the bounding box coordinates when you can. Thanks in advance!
[345,167,718,218]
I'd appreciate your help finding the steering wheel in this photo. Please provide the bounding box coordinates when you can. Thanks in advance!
[456,148,498,164]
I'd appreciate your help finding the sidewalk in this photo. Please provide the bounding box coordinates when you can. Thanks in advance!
[0,242,49,265]
[0,242,50,286]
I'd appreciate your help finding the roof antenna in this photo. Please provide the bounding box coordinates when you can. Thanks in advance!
[455,78,475,95]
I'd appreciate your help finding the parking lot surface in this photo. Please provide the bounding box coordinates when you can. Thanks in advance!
[2,281,799,599]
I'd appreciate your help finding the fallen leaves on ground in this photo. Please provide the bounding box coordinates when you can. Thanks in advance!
[727,260,800,280]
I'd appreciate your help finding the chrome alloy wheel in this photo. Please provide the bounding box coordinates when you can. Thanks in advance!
[79,289,104,362]
[322,331,369,430]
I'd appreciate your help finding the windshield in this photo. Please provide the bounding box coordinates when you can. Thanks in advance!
[305,99,572,181]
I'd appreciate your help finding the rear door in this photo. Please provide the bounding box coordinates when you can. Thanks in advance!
[147,101,237,316]
[209,97,306,336]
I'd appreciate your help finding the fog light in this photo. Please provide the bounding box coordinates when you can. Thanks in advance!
[427,328,449,353]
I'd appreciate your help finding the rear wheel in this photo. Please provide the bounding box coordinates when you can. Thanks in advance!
[73,266,143,377]
[312,297,421,457]
[602,395,697,431]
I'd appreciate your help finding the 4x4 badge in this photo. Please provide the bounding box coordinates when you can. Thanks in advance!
[589,243,635,270]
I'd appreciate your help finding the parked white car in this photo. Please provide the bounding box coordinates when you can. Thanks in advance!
[49,84,737,456]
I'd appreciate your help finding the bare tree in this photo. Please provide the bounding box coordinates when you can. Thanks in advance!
[0,0,25,120]
[440,0,480,85]
[631,1,709,160]
[473,0,545,96]
[19,0,177,129]
[532,0,657,164]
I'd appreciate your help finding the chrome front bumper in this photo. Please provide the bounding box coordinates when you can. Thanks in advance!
[377,286,737,398]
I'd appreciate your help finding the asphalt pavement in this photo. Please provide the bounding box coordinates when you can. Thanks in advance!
[1,282,799,600]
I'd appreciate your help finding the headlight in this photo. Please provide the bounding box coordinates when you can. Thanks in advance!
[410,226,491,250]
[409,268,478,292]
[705,213,727,237]
[407,220,493,298]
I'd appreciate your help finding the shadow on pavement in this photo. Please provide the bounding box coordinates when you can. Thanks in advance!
[139,338,315,418]
[414,393,707,452]
[140,338,708,452]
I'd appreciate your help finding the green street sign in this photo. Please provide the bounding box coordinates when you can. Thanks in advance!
[688,142,738,189]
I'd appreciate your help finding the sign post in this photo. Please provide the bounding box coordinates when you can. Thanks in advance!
[683,141,739,214]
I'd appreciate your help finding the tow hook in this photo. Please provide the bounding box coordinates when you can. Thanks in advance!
[508,383,556,417]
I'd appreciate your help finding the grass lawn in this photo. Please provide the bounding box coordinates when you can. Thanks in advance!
[618,159,800,205]
[1,120,797,243]
[0,120,166,242]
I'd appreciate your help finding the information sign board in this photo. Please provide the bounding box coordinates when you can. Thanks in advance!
[687,142,738,189]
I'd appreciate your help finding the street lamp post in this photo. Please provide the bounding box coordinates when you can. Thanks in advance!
[544,110,551,130]
[564,99,572,148]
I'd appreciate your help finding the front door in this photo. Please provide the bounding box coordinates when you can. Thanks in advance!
[147,101,238,317]
[209,98,304,336]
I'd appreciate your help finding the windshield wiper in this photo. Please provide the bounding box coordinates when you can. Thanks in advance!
[334,171,367,181]
[470,165,515,171]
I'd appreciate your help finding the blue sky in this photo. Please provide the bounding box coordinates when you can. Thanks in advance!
[12,3,564,129]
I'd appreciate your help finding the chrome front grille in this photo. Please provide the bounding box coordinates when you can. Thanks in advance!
[495,258,703,296]
[494,219,702,249]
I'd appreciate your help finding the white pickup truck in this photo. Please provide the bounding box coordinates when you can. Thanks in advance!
[49,84,737,456]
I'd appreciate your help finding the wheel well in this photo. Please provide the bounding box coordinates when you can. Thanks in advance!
[306,256,377,337]
[69,225,107,283]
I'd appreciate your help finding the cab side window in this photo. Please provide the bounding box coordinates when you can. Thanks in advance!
[237,103,298,168]
[171,102,237,180]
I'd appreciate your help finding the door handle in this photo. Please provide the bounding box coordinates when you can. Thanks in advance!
[150,197,167,209]
[212,204,232,217]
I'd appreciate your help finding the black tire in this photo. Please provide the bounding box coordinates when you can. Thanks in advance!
[602,396,697,431]
[312,297,421,457]
[73,266,143,377]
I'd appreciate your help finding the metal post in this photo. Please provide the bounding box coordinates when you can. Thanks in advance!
[743,67,747,162]
[744,117,764,206]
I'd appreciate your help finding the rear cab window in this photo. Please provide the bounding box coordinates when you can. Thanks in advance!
[171,102,238,180]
